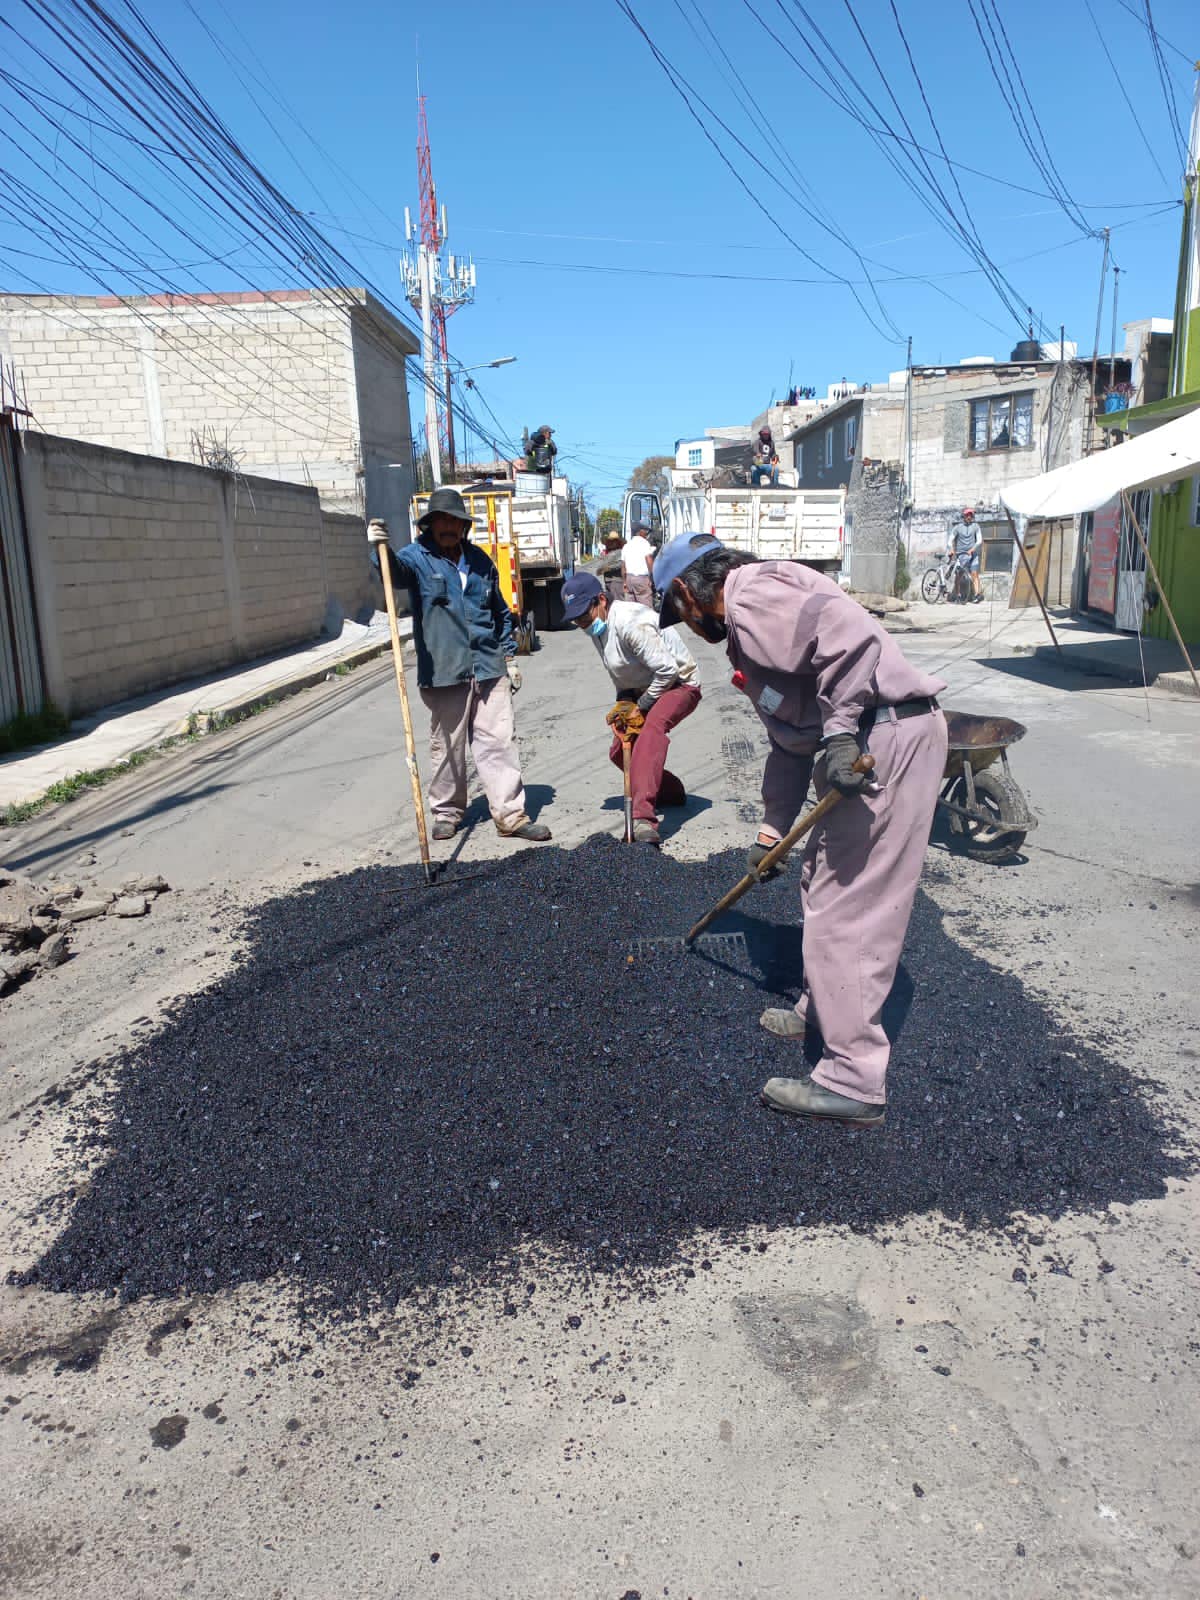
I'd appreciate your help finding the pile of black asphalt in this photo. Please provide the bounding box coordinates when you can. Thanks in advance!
[20,836,1188,1315]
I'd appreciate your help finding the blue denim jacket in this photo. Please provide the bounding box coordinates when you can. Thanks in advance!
[382,535,514,689]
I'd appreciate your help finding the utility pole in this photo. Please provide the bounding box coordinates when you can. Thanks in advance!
[1088,227,1111,453]
[402,92,476,484]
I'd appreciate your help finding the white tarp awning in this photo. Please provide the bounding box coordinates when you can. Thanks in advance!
[999,405,1200,519]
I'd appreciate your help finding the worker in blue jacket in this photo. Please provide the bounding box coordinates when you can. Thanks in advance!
[375,487,551,843]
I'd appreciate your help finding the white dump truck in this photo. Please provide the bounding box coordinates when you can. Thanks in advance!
[623,475,845,576]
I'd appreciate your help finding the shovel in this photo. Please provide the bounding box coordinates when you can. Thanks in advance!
[631,752,875,958]
[619,730,635,843]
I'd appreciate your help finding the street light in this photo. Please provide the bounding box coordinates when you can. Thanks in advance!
[458,356,517,376]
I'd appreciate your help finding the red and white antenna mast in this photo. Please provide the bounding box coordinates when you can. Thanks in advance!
[402,89,475,484]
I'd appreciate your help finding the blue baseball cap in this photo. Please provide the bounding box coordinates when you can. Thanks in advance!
[655,533,725,626]
[560,569,603,621]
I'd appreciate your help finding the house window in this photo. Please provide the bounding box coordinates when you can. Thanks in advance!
[1192,474,1200,527]
[687,446,703,467]
[845,413,858,460]
[969,391,1034,452]
[823,428,833,468]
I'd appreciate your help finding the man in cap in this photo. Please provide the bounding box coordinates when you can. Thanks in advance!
[621,522,657,609]
[946,508,984,603]
[560,569,700,846]
[373,487,550,843]
[655,533,947,1127]
[599,528,626,603]
[526,424,557,476]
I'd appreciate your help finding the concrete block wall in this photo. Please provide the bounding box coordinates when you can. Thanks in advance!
[18,431,371,717]
[322,511,381,625]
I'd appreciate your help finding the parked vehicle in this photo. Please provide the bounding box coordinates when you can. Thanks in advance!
[623,477,845,575]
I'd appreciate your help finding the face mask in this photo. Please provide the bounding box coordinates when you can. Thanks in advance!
[698,614,727,644]
[587,617,608,639]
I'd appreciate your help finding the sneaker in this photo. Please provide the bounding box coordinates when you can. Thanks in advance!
[632,820,661,844]
[761,1074,885,1127]
[759,1007,806,1039]
[432,819,457,841]
[500,821,551,842]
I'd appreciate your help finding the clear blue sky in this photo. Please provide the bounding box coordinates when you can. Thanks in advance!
[3,0,1197,510]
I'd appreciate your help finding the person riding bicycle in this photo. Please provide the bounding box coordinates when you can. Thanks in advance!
[946,508,984,603]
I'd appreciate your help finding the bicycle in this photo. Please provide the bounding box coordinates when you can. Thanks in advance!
[920,551,975,605]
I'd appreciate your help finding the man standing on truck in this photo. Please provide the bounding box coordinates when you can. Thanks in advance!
[751,426,780,488]
[526,424,557,476]
[655,532,946,1128]
[559,569,700,846]
[946,507,984,603]
[373,488,551,844]
[621,522,656,608]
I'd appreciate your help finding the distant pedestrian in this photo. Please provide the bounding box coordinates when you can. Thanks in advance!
[621,522,656,608]
[947,508,984,603]
[751,426,780,488]
[600,528,626,602]
[373,488,551,844]
[560,570,701,846]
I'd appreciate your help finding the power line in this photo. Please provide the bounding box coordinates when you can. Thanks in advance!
[1141,0,1189,170]
[1083,0,1173,189]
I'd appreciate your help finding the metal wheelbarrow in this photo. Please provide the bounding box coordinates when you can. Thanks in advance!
[937,712,1036,864]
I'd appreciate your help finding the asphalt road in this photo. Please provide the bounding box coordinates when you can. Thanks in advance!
[1,614,1198,1600]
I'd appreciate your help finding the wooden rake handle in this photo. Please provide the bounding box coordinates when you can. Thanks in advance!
[684,752,875,947]
[369,520,432,885]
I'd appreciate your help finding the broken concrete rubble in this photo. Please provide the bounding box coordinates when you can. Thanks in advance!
[0,867,170,996]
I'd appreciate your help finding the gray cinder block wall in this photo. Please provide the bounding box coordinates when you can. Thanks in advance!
[19,431,380,717]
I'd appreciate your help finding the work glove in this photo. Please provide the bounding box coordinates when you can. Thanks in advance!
[747,835,783,880]
[506,659,522,693]
[606,701,645,736]
[822,733,870,796]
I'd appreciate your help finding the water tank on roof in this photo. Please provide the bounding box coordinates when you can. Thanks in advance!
[1011,339,1042,362]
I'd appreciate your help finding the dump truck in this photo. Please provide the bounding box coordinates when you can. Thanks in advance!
[623,478,846,576]
[411,470,574,648]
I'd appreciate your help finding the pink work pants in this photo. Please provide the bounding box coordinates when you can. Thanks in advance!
[608,682,701,820]
[419,675,529,832]
[792,710,947,1104]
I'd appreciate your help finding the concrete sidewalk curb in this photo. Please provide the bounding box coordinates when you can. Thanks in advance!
[188,639,394,733]
[1033,643,1200,699]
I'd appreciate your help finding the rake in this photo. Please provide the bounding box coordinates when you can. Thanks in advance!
[631,753,874,958]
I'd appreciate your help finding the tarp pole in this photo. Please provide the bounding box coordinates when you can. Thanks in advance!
[1005,508,1064,662]
[1119,489,1200,698]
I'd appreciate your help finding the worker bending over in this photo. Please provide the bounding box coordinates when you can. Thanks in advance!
[372,489,550,845]
[560,570,701,846]
[656,534,946,1127]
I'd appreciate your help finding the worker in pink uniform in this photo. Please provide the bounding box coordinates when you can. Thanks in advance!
[656,533,947,1128]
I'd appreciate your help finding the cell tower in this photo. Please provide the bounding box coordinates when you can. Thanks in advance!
[401,93,475,485]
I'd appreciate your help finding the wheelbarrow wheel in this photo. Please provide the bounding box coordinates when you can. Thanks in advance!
[946,769,1027,863]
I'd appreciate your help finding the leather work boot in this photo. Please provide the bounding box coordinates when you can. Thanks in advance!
[632,820,661,844]
[656,772,687,808]
[501,821,552,842]
[432,819,457,841]
[760,1074,886,1128]
[759,1007,806,1039]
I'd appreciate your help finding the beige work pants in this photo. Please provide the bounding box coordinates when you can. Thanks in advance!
[419,676,529,832]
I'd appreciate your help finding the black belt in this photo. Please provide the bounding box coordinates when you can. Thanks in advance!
[861,695,938,729]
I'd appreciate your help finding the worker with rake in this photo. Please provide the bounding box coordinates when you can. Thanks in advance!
[560,570,700,846]
[656,533,946,1128]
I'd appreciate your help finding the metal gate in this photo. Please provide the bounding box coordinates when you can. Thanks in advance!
[0,415,45,724]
